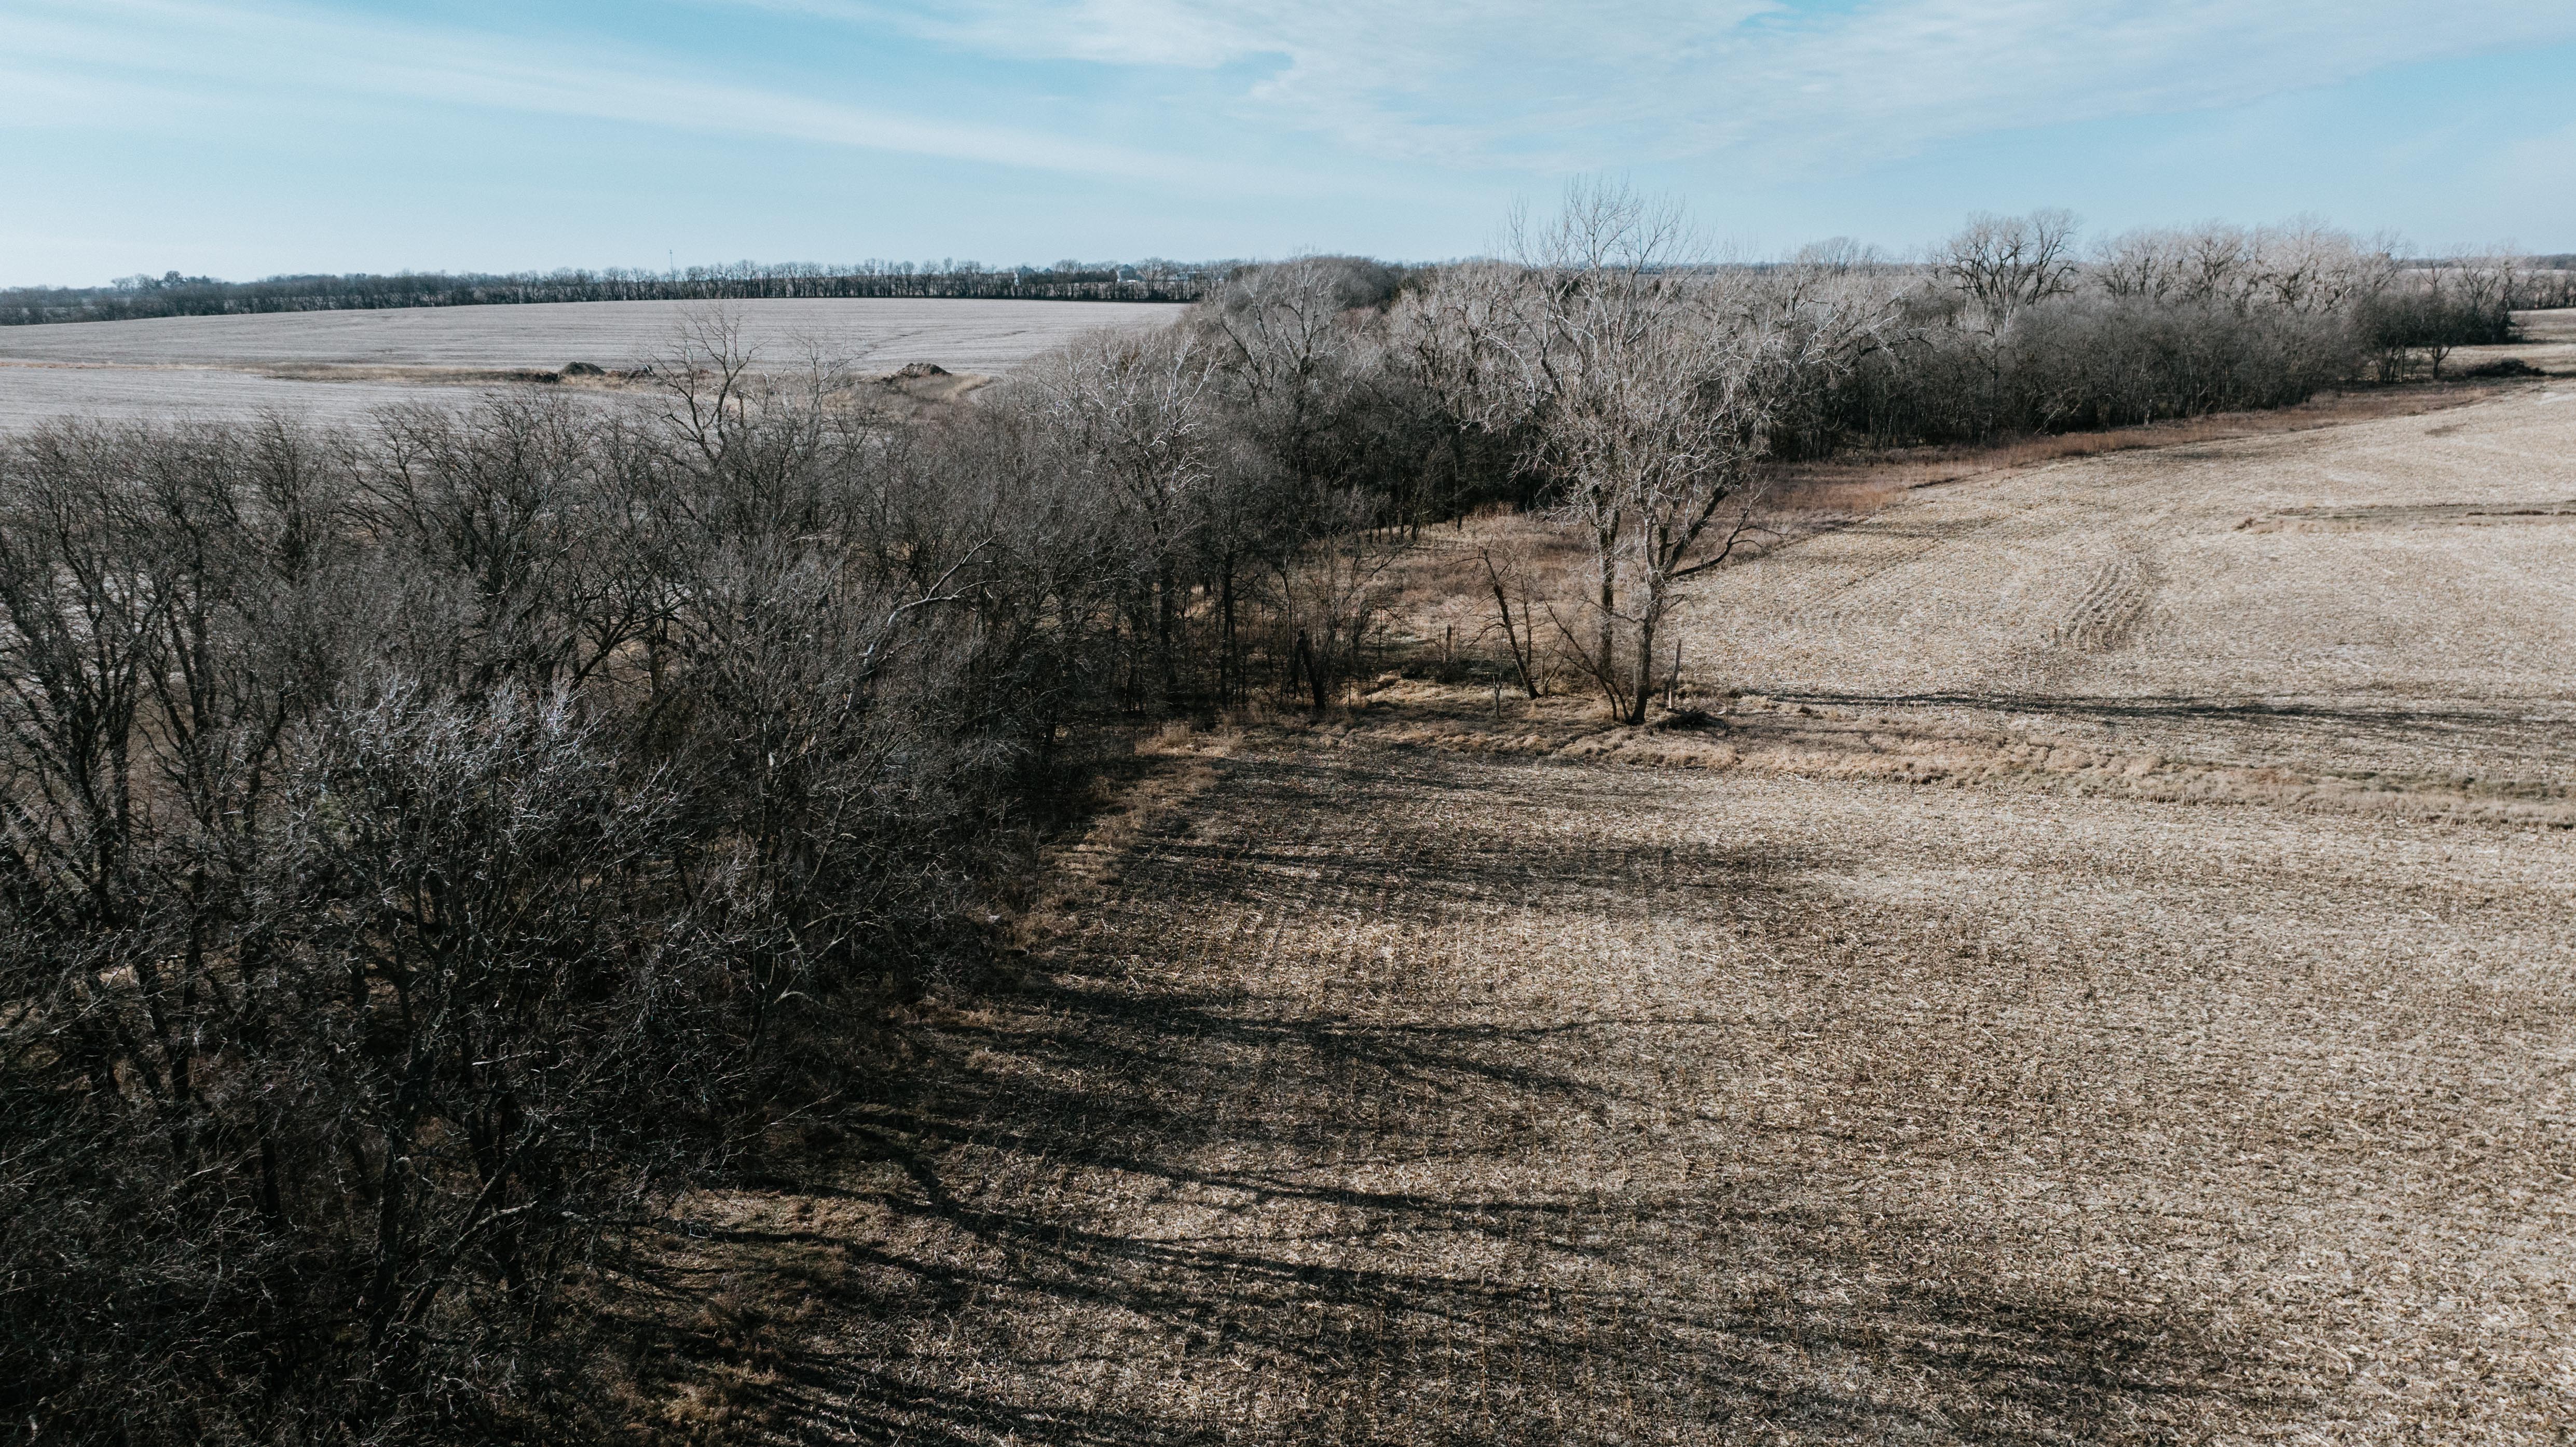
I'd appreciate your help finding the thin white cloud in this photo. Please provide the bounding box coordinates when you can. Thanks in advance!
[779,0,2576,171]
[0,0,1193,182]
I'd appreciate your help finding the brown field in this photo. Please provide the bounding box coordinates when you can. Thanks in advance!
[0,297,1177,430]
[683,376,2576,1444]
[1662,373,2576,811]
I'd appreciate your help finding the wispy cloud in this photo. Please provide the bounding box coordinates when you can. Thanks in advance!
[773,0,2576,171]
[1,0,1192,181]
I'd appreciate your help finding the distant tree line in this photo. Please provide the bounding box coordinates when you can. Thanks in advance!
[0,258,1221,325]
[13,239,2560,333]
[1763,214,2554,448]
[0,194,2560,1444]
[2515,256,2576,309]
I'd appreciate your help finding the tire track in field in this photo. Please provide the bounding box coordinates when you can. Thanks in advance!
[2050,538,2164,653]
[1776,468,2161,647]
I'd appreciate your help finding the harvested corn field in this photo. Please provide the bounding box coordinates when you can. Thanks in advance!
[1662,381,2576,808]
[696,381,2576,1444]
[765,742,2572,1444]
[0,297,1179,429]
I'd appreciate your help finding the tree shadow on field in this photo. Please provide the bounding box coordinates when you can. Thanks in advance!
[756,751,2294,1445]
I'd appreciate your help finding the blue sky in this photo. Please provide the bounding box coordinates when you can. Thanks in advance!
[4,0,2572,285]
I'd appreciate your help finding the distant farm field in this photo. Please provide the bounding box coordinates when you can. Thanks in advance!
[0,297,1180,429]
[0,361,485,432]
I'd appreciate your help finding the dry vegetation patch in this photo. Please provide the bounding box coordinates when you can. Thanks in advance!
[1669,385,2576,795]
[767,741,2573,1444]
[1759,380,2516,519]
[1336,684,2576,830]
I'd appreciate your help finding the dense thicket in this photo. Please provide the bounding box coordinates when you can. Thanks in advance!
[0,284,1464,1442]
[0,374,1078,1440]
[0,258,1217,326]
[0,198,2558,1444]
[1817,215,2540,446]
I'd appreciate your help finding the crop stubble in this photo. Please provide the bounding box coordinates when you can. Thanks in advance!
[1671,381,2576,800]
[754,383,2574,1443]
[0,297,1180,430]
[777,745,2571,1443]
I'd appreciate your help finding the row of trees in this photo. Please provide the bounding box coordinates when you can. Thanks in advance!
[15,236,2556,336]
[1,191,2560,1443]
[0,259,1217,325]
[1813,211,2547,443]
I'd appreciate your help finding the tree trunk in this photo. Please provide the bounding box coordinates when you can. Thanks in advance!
[1155,561,1179,708]
[1218,556,1239,708]
[1627,590,1659,726]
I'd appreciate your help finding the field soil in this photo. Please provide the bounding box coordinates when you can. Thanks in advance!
[711,380,2574,1444]
[0,297,1177,429]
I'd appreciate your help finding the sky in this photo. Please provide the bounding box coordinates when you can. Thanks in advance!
[3,0,2573,286]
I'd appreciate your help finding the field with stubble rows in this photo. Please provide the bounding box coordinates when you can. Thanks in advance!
[0,297,1179,429]
[722,375,2576,1445]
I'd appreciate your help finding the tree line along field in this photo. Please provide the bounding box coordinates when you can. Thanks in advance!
[2,198,2568,1445]
[0,296,1182,429]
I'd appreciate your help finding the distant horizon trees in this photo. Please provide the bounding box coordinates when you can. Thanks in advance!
[9,234,2568,332]
[0,257,1221,325]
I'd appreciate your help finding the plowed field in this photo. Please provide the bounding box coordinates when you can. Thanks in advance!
[733,381,2575,1443]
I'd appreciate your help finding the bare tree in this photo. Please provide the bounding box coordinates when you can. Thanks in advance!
[1474,540,1548,699]
[1019,327,1224,708]
[1938,209,2081,330]
[1432,180,1885,723]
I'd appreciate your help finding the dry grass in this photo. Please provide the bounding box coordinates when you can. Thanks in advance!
[660,378,2576,1443]
[1335,683,2576,830]
[1669,382,2576,801]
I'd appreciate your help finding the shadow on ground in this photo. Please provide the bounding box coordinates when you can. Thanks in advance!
[730,752,2301,1445]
